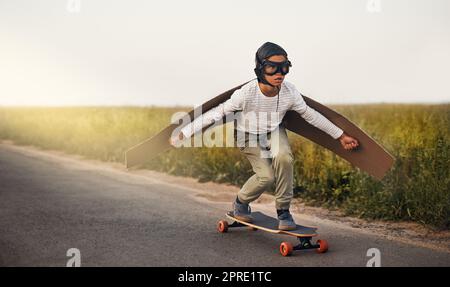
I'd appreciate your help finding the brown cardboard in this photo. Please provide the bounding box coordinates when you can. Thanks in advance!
[126,81,394,180]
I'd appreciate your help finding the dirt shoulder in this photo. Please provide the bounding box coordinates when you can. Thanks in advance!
[2,140,449,253]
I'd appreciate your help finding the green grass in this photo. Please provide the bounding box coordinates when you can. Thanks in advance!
[0,104,448,229]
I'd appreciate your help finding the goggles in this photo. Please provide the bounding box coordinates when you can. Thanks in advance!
[262,59,292,76]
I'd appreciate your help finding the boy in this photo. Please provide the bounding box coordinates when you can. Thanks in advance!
[170,42,359,230]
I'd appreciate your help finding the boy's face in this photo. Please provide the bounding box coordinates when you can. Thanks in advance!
[264,55,287,87]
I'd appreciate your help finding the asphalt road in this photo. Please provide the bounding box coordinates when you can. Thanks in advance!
[0,144,449,266]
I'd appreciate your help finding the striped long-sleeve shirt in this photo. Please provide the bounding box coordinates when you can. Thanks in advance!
[180,79,344,140]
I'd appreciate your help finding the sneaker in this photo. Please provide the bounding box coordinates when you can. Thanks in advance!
[278,210,297,231]
[232,200,253,222]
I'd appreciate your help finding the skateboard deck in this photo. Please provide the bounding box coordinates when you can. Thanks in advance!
[225,211,317,238]
[125,80,394,180]
[218,211,329,256]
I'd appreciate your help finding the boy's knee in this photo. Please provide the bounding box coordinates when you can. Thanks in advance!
[273,151,293,165]
[257,172,275,187]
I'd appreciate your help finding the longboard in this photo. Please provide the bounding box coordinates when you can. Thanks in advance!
[217,211,328,256]
[125,80,394,180]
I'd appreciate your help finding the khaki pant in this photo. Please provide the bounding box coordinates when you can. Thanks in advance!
[235,126,294,210]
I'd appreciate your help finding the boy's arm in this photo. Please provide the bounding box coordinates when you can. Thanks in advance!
[291,91,344,140]
[178,89,244,140]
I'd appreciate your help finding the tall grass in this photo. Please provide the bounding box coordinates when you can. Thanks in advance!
[0,104,448,229]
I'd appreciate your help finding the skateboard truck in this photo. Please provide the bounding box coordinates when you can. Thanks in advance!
[228,221,247,228]
[270,235,328,257]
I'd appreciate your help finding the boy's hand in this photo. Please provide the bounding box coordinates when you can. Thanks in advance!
[169,132,185,147]
[338,132,359,150]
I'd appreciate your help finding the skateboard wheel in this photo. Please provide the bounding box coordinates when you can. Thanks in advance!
[316,239,328,253]
[280,242,293,257]
[217,220,228,233]
[247,227,257,231]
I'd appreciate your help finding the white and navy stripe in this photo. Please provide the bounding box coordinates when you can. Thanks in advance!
[181,79,343,140]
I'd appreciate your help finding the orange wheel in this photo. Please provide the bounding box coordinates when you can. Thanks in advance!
[316,239,328,253]
[217,220,228,233]
[247,226,258,231]
[279,242,293,257]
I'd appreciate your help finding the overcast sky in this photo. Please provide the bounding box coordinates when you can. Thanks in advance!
[1,0,449,106]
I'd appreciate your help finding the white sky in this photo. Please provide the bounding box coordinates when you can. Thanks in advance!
[0,0,449,106]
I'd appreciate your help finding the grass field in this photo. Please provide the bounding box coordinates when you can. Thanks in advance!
[0,104,448,229]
